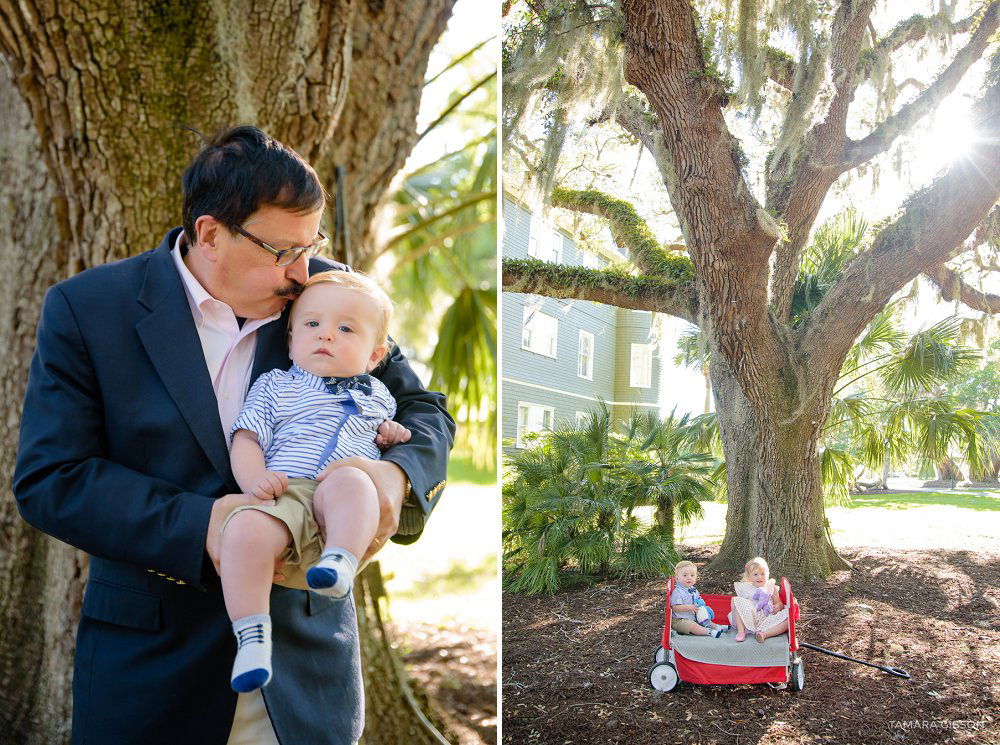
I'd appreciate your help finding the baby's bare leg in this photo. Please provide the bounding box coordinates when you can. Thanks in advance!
[219,509,291,692]
[682,620,710,636]
[220,509,292,620]
[306,467,379,597]
[313,466,379,558]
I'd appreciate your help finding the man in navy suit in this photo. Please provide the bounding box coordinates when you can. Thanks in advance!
[12,126,454,744]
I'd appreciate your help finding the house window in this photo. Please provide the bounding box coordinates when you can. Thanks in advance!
[522,306,558,358]
[517,403,554,448]
[581,250,601,269]
[575,411,589,429]
[578,330,594,380]
[528,219,563,264]
[630,343,653,388]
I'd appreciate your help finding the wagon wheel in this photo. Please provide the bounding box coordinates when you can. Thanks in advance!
[789,657,805,692]
[653,646,667,664]
[648,661,679,692]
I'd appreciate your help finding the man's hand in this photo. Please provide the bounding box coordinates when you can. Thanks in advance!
[205,492,276,577]
[375,419,411,449]
[250,470,288,500]
[317,457,407,560]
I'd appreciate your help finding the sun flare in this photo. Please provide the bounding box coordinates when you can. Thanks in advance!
[920,105,976,164]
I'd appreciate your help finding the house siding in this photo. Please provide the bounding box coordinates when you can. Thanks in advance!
[502,195,661,452]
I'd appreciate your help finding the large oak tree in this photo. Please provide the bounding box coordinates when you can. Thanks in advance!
[0,1,458,742]
[503,0,1000,579]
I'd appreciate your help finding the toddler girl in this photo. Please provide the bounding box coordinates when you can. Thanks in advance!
[728,556,789,643]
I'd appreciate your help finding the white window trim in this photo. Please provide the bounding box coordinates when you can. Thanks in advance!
[528,217,563,264]
[516,402,555,448]
[575,411,589,429]
[630,343,653,388]
[578,329,594,380]
[521,305,558,359]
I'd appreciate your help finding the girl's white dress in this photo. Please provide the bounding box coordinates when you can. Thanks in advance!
[729,579,789,633]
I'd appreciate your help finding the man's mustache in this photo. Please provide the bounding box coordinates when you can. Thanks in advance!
[275,281,305,299]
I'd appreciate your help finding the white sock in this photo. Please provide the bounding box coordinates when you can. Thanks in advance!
[231,614,272,692]
[305,547,359,598]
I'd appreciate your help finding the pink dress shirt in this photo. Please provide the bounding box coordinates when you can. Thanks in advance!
[171,235,282,443]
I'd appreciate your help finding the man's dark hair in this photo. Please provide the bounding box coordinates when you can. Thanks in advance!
[181,126,326,243]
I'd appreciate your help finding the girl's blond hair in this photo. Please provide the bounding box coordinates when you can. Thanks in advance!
[742,556,770,583]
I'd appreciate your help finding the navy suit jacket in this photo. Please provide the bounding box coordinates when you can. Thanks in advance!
[12,228,455,745]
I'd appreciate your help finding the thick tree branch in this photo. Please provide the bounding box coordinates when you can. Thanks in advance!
[856,11,976,83]
[619,0,782,394]
[766,0,876,322]
[803,77,1000,372]
[972,204,1000,248]
[502,258,698,322]
[843,1,1000,170]
[619,0,775,263]
[763,46,796,90]
[765,12,977,93]
[550,186,691,278]
[924,263,1000,314]
[609,93,679,201]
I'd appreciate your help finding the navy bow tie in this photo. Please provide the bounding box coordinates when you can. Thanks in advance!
[324,374,373,397]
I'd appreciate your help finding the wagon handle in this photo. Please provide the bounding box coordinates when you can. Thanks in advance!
[799,642,911,679]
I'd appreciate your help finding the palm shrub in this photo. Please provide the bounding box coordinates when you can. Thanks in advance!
[825,314,998,492]
[502,402,716,594]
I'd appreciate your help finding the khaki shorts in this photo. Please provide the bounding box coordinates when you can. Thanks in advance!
[222,478,322,591]
[670,617,703,634]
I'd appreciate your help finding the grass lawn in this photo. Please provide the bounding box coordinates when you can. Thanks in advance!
[373,456,499,745]
[377,457,499,630]
[674,490,1000,552]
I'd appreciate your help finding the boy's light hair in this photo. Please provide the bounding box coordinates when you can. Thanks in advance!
[742,556,770,583]
[674,560,697,577]
[293,270,393,359]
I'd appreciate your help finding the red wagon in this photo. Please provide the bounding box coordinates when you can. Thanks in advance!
[648,576,804,692]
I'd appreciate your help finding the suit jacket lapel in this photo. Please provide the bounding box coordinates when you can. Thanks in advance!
[135,230,234,487]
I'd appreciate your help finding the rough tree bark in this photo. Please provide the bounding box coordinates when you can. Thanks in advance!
[0,1,456,742]
[503,0,1000,580]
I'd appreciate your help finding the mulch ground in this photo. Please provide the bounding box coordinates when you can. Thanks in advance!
[395,619,497,744]
[502,545,1000,744]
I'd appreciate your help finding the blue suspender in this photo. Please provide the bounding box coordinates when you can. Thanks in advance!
[314,398,359,473]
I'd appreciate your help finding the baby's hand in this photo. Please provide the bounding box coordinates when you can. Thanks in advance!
[251,471,288,500]
[375,419,412,449]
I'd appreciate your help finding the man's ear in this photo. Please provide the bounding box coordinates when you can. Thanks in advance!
[193,215,223,261]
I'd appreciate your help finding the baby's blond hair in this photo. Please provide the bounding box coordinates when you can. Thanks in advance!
[742,556,770,583]
[674,560,697,577]
[292,269,393,360]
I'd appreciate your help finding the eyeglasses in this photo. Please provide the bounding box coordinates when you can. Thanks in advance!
[231,224,329,267]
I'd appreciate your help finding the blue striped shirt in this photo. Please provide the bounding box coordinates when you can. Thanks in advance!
[232,365,396,479]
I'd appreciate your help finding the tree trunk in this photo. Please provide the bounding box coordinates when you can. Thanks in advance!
[0,2,456,741]
[880,445,891,490]
[653,500,675,546]
[355,563,450,745]
[0,59,85,745]
[709,354,850,581]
